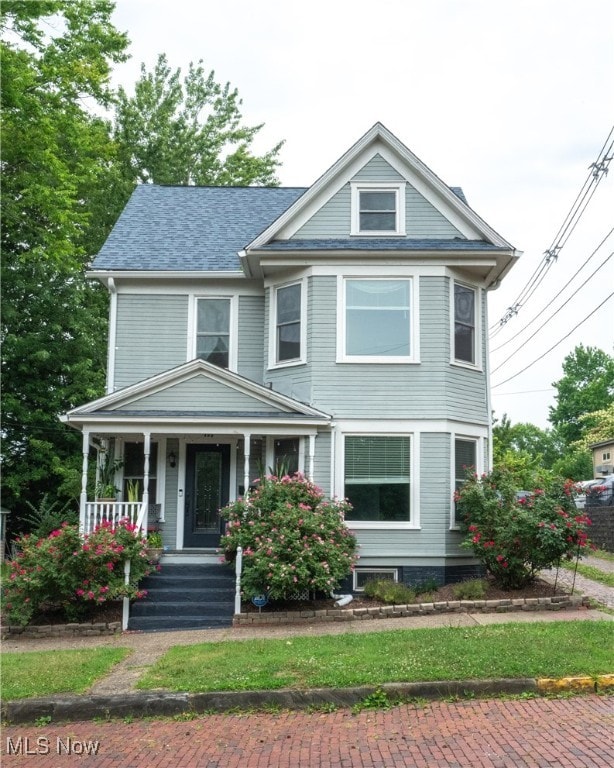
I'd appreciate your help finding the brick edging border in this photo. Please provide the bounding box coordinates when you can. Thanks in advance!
[233,594,592,626]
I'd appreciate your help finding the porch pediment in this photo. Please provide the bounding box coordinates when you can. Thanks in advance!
[62,359,330,429]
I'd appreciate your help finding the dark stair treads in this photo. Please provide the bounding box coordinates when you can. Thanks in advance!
[128,563,235,631]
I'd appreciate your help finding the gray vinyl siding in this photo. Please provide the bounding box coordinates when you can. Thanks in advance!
[114,295,188,389]
[292,156,463,239]
[352,154,405,181]
[238,295,265,384]
[352,433,450,560]
[294,185,350,238]
[312,430,332,497]
[309,276,448,419]
[113,375,290,413]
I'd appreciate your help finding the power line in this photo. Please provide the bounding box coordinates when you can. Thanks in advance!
[490,228,614,353]
[491,291,614,389]
[489,124,614,334]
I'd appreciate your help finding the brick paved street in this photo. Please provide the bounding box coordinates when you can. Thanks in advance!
[3,694,612,767]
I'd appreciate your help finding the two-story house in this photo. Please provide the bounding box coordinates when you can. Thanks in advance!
[62,122,518,602]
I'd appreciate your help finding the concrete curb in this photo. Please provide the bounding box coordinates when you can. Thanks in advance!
[3,676,613,724]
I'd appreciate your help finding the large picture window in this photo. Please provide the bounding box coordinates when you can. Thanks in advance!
[196,298,230,368]
[344,435,411,523]
[344,279,411,359]
[276,284,301,363]
[454,283,476,364]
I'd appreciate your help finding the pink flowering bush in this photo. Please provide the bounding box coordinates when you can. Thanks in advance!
[220,473,359,600]
[2,519,154,626]
[455,468,592,589]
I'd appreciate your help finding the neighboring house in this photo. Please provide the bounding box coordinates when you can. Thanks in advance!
[591,439,614,476]
[62,122,519,591]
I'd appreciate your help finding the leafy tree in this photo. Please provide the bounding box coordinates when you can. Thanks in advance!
[572,404,614,452]
[492,413,562,486]
[550,450,593,482]
[1,1,129,530]
[114,53,283,186]
[549,346,614,445]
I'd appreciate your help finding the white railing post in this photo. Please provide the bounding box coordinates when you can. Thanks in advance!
[234,546,243,615]
[79,431,89,534]
[142,433,151,535]
[122,559,131,631]
[243,433,251,497]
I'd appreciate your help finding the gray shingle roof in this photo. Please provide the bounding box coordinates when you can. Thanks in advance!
[93,185,307,271]
[92,184,477,272]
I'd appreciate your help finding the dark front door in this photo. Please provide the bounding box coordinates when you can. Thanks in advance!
[184,444,230,548]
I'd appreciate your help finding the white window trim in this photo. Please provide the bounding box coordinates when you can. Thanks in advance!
[188,294,238,372]
[268,278,307,370]
[450,280,482,371]
[338,429,419,530]
[350,181,406,236]
[450,433,484,529]
[337,276,419,364]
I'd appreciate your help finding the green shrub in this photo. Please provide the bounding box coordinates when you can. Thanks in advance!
[363,579,417,604]
[220,473,358,600]
[456,468,592,589]
[413,577,439,596]
[2,520,154,626]
[452,579,487,600]
[21,494,78,538]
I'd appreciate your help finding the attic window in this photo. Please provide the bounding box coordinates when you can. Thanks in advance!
[351,182,405,236]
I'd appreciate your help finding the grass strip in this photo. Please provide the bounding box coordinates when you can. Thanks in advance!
[137,621,613,693]
[592,549,614,563]
[1,647,131,700]
[560,561,614,587]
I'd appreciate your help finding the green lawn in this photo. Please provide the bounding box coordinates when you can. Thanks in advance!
[1,648,131,699]
[137,621,613,693]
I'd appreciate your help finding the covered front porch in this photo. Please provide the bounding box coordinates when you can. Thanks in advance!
[61,359,332,550]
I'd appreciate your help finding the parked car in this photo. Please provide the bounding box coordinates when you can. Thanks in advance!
[585,476,614,508]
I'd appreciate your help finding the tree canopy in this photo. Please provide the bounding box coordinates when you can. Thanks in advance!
[114,53,283,186]
[549,345,614,445]
[1,3,285,534]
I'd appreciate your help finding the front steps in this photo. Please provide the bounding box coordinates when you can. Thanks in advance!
[128,563,235,631]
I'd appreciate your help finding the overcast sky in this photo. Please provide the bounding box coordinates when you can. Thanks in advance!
[110,0,614,429]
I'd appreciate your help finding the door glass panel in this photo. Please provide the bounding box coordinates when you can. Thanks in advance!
[193,451,222,532]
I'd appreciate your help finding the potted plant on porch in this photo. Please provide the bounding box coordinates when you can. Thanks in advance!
[146,530,164,563]
[95,455,123,501]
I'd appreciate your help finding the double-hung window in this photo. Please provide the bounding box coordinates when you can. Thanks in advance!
[275,283,302,363]
[343,278,412,361]
[196,298,230,368]
[453,437,477,526]
[454,283,476,365]
[351,182,405,235]
[270,281,304,368]
[344,435,411,523]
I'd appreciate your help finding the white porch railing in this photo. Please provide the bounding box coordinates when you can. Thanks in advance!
[82,502,144,535]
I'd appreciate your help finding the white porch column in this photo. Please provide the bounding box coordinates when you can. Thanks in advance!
[243,433,251,496]
[79,430,90,533]
[307,434,316,480]
[142,433,151,533]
